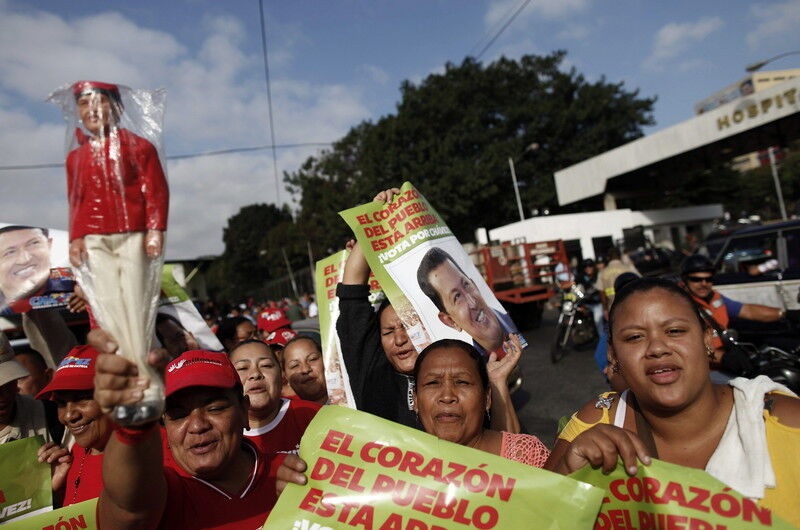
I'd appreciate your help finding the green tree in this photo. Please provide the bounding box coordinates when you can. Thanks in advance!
[207,203,293,301]
[285,51,656,247]
[732,148,800,219]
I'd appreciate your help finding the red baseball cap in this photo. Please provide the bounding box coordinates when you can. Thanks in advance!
[36,345,99,400]
[265,328,297,347]
[257,308,291,333]
[165,350,239,398]
[71,81,121,102]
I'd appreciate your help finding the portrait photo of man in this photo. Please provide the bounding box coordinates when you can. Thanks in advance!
[416,246,520,357]
[0,225,54,304]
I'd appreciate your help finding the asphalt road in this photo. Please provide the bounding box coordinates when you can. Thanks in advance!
[511,304,609,448]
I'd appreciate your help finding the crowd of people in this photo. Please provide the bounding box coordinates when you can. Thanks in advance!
[2,178,800,528]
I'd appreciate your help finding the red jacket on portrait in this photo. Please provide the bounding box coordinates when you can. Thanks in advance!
[66,127,169,241]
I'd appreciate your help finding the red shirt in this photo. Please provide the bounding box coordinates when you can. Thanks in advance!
[159,441,284,529]
[66,128,169,240]
[64,445,103,506]
[243,398,321,455]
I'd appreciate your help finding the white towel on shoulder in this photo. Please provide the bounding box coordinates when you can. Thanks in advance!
[705,375,796,499]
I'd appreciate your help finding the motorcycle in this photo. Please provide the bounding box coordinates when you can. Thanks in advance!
[550,282,598,363]
[721,330,800,393]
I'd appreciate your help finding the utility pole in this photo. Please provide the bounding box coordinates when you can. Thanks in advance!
[768,146,788,220]
[508,157,525,222]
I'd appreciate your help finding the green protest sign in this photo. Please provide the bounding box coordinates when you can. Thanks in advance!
[266,406,603,529]
[316,250,357,407]
[3,498,97,530]
[315,250,386,408]
[0,436,52,523]
[339,182,527,358]
[570,459,795,529]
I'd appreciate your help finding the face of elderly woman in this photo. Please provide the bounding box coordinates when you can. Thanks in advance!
[413,345,489,446]
[610,287,712,412]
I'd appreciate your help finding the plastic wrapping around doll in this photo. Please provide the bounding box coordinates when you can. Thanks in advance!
[49,80,170,425]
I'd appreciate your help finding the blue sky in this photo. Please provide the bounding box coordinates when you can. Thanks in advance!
[1,0,798,258]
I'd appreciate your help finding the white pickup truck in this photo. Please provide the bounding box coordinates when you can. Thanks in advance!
[699,219,800,311]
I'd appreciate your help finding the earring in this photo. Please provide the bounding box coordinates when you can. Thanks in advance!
[705,345,714,361]
[612,362,621,374]
[485,409,491,423]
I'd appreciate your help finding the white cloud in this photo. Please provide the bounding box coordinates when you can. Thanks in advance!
[747,0,800,48]
[643,16,724,72]
[360,65,390,85]
[0,3,373,258]
[557,24,589,40]
[484,0,590,29]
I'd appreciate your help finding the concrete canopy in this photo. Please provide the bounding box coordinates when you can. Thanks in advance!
[554,78,800,206]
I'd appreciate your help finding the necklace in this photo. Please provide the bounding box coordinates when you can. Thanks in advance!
[72,447,90,505]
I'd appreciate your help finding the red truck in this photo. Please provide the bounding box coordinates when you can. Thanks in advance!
[470,239,572,330]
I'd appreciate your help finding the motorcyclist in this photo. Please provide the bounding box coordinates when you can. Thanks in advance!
[680,254,800,377]
[574,258,602,336]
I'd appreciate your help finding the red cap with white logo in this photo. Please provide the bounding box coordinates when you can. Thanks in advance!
[257,308,291,333]
[36,345,99,400]
[265,329,298,347]
[165,350,239,398]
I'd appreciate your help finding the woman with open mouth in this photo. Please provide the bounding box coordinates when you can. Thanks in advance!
[545,277,800,527]
[229,339,320,455]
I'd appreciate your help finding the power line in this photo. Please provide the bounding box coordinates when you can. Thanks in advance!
[0,142,332,171]
[258,0,281,203]
[472,0,533,61]
[467,0,518,58]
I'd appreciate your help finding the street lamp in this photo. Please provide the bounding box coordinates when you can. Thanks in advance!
[768,147,789,221]
[746,50,800,72]
[508,142,540,222]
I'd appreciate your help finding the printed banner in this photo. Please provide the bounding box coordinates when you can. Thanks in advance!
[3,498,97,530]
[315,250,356,408]
[339,182,526,358]
[157,264,223,351]
[265,406,603,529]
[314,250,384,408]
[0,437,52,523]
[0,224,73,316]
[569,459,795,529]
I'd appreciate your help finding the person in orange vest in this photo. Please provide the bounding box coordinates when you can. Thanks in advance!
[680,254,799,376]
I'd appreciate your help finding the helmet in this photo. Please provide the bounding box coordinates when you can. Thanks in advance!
[681,254,714,276]
[581,258,595,268]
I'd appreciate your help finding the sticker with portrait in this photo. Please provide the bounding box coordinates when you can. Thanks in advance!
[0,223,73,315]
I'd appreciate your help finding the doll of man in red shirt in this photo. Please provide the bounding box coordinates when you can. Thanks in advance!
[51,80,169,425]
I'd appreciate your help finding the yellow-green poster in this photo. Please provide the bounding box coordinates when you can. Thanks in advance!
[0,437,52,523]
[315,250,385,408]
[570,459,795,529]
[3,498,97,530]
[266,406,604,529]
[339,182,527,359]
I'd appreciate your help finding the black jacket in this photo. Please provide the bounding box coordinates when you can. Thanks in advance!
[335,283,420,429]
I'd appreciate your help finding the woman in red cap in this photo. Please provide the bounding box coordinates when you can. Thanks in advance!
[37,345,112,505]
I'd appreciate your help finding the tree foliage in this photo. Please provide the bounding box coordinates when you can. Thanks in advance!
[210,51,658,300]
[206,203,293,301]
[285,51,656,247]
